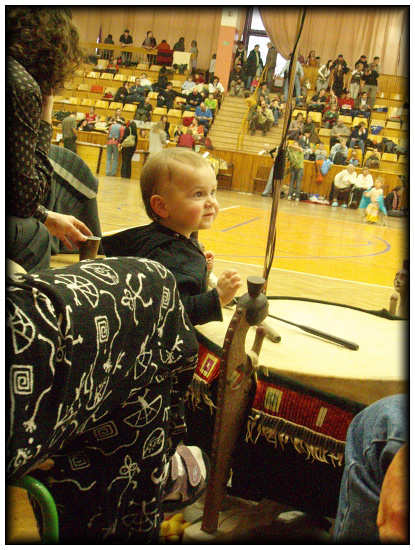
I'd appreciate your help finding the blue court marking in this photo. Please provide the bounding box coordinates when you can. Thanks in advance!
[221,217,261,232]
[213,236,392,260]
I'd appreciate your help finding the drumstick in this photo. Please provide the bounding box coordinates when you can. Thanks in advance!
[267,313,359,351]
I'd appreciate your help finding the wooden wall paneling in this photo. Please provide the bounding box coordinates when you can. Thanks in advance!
[76,142,104,174]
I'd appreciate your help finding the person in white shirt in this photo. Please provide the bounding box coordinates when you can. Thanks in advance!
[181,76,196,95]
[208,76,224,96]
[356,167,374,190]
[331,163,357,207]
[139,73,152,91]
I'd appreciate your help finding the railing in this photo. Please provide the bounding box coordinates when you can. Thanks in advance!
[236,62,271,151]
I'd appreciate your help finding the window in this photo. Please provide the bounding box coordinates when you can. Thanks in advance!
[244,8,287,80]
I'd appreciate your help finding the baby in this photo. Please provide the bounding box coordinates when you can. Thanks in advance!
[364,177,384,223]
[102,148,242,326]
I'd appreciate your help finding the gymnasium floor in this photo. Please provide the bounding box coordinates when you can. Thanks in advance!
[98,175,407,309]
[7,174,407,543]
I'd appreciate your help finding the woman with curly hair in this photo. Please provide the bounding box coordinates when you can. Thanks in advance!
[6,7,92,273]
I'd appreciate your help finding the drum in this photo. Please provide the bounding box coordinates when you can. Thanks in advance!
[196,298,407,406]
[184,298,407,519]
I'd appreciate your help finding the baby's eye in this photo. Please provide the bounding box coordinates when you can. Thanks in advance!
[211,188,217,196]
[194,191,204,198]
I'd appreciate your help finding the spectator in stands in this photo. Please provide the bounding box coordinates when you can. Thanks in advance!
[62,113,78,152]
[265,42,277,89]
[233,40,247,68]
[205,92,218,116]
[194,72,205,86]
[356,167,374,190]
[316,59,333,93]
[209,75,225,97]
[330,120,351,148]
[195,102,213,135]
[77,118,94,132]
[308,88,328,112]
[139,73,153,91]
[185,87,203,111]
[114,109,125,124]
[120,121,137,178]
[287,112,304,140]
[249,101,274,136]
[314,142,327,160]
[322,102,339,128]
[270,97,282,126]
[134,95,153,122]
[349,150,360,167]
[154,65,171,91]
[142,30,157,65]
[349,121,368,154]
[298,130,313,159]
[85,106,97,125]
[331,163,357,206]
[114,80,129,104]
[182,75,196,94]
[330,63,346,98]
[208,53,217,82]
[160,114,170,140]
[361,63,379,108]
[173,36,185,52]
[372,56,381,73]
[332,54,350,74]
[287,141,304,201]
[354,91,371,117]
[189,118,205,142]
[349,62,365,100]
[148,121,167,157]
[119,29,133,65]
[306,50,318,67]
[157,82,184,110]
[106,117,124,176]
[330,137,349,164]
[125,78,145,104]
[338,89,354,115]
[177,127,195,149]
[354,54,369,69]
[245,44,263,90]
[190,40,198,73]
[280,53,304,103]
[303,112,316,135]
[103,33,114,60]
[258,82,270,103]
[156,39,172,66]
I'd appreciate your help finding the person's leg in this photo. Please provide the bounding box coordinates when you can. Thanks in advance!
[295,167,303,198]
[106,145,113,176]
[294,75,301,100]
[262,165,274,196]
[111,143,119,176]
[246,75,253,90]
[288,169,296,197]
[6,216,51,272]
[333,394,407,543]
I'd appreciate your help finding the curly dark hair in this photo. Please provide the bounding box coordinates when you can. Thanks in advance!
[6,7,84,94]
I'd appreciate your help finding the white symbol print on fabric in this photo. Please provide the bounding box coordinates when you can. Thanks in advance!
[80,262,119,285]
[11,365,33,394]
[7,299,35,354]
[95,315,109,343]
[122,498,161,533]
[161,286,170,309]
[69,452,91,470]
[142,428,165,460]
[121,273,153,325]
[123,391,162,428]
[92,421,119,441]
[54,274,99,307]
[141,259,169,279]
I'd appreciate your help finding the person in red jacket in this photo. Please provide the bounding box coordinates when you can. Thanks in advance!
[177,128,195,149]
[338,90,355,115]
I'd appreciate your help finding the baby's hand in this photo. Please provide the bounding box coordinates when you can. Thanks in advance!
[216,270,242,306]
[205,251,214,273]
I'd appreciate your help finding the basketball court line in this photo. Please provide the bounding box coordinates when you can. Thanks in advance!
[214,258,393,289]
[219,205,241,212]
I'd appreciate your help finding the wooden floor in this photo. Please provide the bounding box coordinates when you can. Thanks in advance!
[8,174,407,543]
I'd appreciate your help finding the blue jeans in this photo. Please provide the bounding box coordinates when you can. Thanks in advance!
[262,165,275,195]
[349,137,365,154]
[106,143,119,176]
[289,167,303,196]
[283,75,301,102]
[333,394,408,543]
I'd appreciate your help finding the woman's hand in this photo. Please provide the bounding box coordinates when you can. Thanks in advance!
[44,212,93,249]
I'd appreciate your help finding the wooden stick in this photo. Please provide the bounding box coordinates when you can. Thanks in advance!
[267,313,359,351]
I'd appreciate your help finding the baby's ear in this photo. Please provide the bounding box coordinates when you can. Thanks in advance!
[150,195,169,219]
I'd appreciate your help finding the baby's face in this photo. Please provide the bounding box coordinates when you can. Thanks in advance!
[159,165,219,237]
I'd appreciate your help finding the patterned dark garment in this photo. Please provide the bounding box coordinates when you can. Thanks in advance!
[7,257,198,543]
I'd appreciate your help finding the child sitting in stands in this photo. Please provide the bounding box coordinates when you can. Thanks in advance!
[102,148,242,326]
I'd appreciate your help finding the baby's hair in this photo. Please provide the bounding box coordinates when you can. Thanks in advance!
[140,148,212,220]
